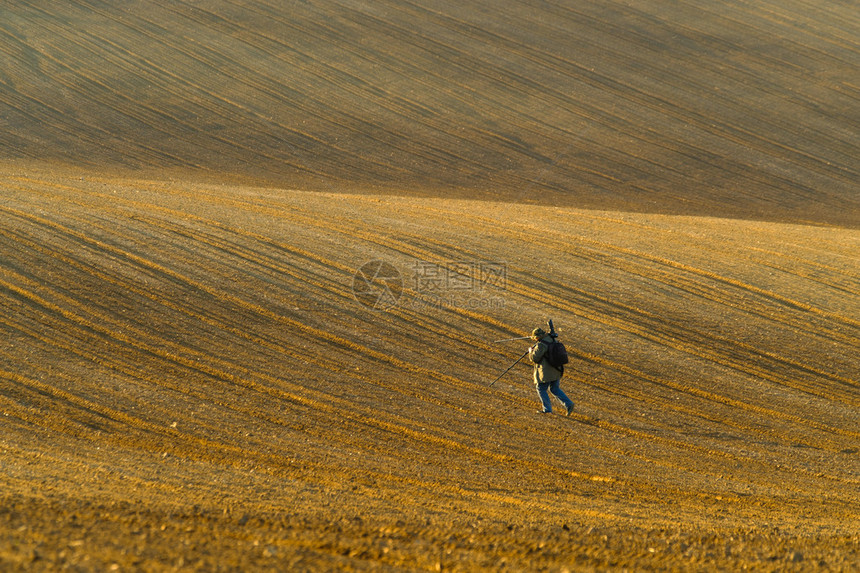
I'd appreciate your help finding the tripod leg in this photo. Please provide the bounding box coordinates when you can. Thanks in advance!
[489,349,530,386]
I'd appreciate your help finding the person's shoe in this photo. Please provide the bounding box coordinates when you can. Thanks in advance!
[566,403,574,416]
[537,409,551,414]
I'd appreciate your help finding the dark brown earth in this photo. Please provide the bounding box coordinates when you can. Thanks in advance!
[1,1,858,571]
[2,0,858,225]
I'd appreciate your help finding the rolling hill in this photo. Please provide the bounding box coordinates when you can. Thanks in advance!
[2,0,858,223]
[1,0,858,570]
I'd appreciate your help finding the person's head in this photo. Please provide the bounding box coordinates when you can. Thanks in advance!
[531,327,546,341]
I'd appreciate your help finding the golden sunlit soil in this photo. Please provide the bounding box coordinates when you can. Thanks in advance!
[2,176,858,570]
[0,0,858,571]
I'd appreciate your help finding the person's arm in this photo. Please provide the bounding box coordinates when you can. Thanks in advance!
[528,342,546,364]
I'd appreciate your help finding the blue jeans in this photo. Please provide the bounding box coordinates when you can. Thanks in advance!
[537,380,573,413]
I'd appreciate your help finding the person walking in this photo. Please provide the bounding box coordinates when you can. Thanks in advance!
[529,327,574,415]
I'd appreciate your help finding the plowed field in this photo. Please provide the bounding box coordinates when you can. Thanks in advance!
[1,1,858,571]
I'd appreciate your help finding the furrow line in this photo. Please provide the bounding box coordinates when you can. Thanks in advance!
[312,201,859,403]
[404,205,858,358]
[309,210,858,403]
[148,0,466,176]
[578,345,859,440]
[0,42,180,167]
[244,222,860,468]
[0,369,312,476]
[404,0,858,186]
[77,0,466,180]
[395,0,858,189]
[414,202,860,340]
[73,179,522,344]
[252,198,856,404]
[239,0,678,189]
[4,176,359,279]
[547,0,860,183]
[1,181,519,405]
[0,219,626,487]
[0,207,531,453]
[12,1,323,176]
[3,291,615,486]
[517,272,859,404]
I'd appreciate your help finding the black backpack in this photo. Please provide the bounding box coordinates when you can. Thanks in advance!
[543,338,569,370]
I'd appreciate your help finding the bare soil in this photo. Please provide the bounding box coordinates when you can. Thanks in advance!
[0,1,858,571]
